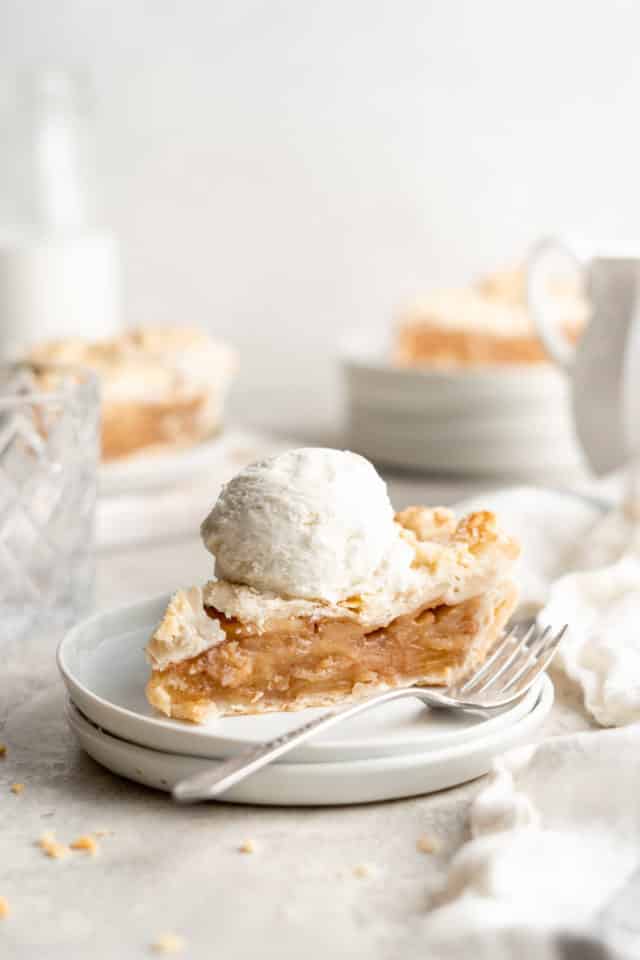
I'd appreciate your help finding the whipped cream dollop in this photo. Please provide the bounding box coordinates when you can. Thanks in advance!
[201,448,400,603]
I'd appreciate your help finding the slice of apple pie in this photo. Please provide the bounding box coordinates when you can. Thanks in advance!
[145,449,519,723]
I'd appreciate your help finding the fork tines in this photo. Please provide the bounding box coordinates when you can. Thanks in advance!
[457,621,567,700]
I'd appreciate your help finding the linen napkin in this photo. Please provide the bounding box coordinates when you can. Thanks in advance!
[422,488,640,960]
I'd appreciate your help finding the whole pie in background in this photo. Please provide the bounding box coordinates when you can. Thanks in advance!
[395,264,588,368]
[29,326,236,461]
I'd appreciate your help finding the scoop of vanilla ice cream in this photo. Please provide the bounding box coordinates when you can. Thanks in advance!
[201,448,399,602]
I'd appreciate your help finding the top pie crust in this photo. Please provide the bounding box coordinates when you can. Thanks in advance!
[29,326,236,407]
[201,507,519,628]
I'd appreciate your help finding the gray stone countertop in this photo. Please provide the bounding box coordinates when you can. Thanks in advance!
[0,471,589,959]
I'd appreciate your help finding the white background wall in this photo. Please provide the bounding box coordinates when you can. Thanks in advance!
[2,0,640,430]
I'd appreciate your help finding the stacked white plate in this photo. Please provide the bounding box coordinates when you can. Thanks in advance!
[342,336,585,479]
[58,595,554,806]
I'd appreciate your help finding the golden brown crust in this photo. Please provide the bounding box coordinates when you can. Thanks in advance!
[396,506,518,575]
[394,505,457,543]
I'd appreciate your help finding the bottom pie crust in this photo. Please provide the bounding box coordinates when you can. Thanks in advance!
[146,580,518,723]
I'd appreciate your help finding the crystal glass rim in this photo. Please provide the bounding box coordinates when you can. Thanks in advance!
[0,362,99,409]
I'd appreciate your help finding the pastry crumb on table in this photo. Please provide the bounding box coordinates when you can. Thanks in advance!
[152,932,187,954]
[70,834,99,855]
[0,896,9,918]
[238,839,255,854]
[10,782,25,795]
[353,864,375,879]
[38,831,69,859]
[0,743,6,758]
[416,833,439,854]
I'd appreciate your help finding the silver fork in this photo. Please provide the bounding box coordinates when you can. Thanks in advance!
[172,620,567,803]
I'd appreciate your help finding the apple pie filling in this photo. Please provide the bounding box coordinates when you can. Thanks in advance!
[146,581,517,722]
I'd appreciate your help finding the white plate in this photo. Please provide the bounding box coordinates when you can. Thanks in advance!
[98,434,231,496]
[66,679,553,806]
[341,338,585,478]
[59,594,543,764]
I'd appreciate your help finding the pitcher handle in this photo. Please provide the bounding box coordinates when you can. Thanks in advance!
[526,236,582,371]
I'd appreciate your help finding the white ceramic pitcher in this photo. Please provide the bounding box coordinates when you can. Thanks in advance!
[527,237,640,477]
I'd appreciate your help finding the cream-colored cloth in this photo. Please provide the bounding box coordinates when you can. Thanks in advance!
[424,489,640,960]
[543,557,640,727]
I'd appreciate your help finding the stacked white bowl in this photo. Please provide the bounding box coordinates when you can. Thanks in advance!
[342,334,585,480]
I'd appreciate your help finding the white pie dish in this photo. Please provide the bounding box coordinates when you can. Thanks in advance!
[59,593,545,765]
[66,677,552,805]
[341,335,585,479]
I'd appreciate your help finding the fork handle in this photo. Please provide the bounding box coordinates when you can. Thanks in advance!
[172,686,457,803]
